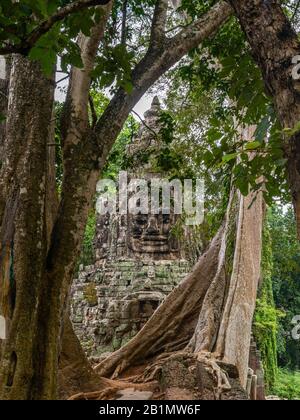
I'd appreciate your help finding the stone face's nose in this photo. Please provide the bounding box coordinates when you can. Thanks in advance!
[145,217,159,235]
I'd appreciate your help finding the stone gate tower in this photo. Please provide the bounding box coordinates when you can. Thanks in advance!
[71,97,190,356]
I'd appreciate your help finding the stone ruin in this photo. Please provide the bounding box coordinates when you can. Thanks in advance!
[247,338,266,400]
[71,98,267,400]
[71,97,191,356]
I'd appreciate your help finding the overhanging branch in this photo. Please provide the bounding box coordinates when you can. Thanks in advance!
[171,1,232,52]
[0,0,112,55]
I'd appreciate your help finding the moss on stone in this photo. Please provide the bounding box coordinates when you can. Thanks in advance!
[83,283,98,307]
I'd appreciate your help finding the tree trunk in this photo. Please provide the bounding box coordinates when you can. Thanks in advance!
[227,0,300,237]
[0,55,55,399]
[0,3,114,399]
[58,315,107,399]
[189,127,264,388]
[0,57,9,163]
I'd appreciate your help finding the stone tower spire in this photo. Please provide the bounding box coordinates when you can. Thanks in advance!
[127,95,162,162]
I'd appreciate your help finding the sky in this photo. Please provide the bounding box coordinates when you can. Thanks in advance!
[0,56,5,79]
[55,71,155,120]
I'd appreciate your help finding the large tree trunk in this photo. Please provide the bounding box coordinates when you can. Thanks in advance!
[0,56,9,163]
[190,127,264,387]
[58,316,107,399]
[227,0,300,237]
[0,3,114,399]
[0,55,55,399]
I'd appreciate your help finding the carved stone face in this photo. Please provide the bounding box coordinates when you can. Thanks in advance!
[128,213,176,255]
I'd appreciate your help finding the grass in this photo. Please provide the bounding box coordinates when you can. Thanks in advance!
[271,369,300,400]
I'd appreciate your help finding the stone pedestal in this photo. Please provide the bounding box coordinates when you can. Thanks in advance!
[71,259,189,355]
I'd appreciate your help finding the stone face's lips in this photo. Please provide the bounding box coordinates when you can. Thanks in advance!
[141,235,168,242]
[139,243,170,253]
[139,235,169,252]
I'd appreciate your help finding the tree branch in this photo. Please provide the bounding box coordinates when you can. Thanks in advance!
[149,0,169,47]
[171,1,232,52]
[0,0,112,55]
[90,1,232,161]
[121,0,128,46]
[89,95,98,128]
[61,2,113,147]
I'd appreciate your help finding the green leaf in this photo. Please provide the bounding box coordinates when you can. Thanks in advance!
[245,141,261,150]
[235,177,249,196]
[255,113,270,142]
[29,46,56,76]
[222,152,238,163]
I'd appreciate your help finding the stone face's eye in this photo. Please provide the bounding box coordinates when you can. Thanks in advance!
[136,216,147,225]
[163,215,170,224]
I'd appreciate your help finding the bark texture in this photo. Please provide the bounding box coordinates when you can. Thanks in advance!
[214,190,263,386]
[227,0,300,237]
[0,56,10,166]
[190,127,264,387]
[0,55,55,399]
[57,3,114,396]
[58,316,106,399]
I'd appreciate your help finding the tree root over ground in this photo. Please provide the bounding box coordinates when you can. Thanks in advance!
[69,352,248,400]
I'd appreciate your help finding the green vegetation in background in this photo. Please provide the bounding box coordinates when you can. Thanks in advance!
[254,205,300,397]
[269,206,300,371]
[272,369,300,400]
[254,221,281,391]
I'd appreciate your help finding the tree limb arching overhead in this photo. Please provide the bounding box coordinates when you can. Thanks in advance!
[227,0,300,237]
[0,0,112,55]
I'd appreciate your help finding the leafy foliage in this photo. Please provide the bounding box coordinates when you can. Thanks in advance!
[272,369,300,400]
[92,44,135,93]
[0,1,104,73]
[254,222,282,390]
[160,13,290,205]
[268,206,300,371]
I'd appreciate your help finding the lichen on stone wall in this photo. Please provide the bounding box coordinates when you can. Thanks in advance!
[83,282,98,307]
